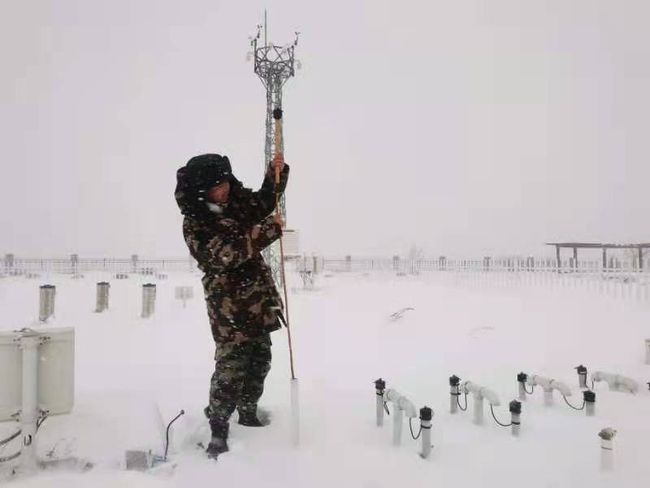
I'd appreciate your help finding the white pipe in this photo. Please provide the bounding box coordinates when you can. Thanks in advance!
[528,375,572,405]
[462,381,501,425]
[450,384,458,414]
[376,385,385,427]
[518,382,527,401]
[420,420,432,459]
[599,428,616,471]
[384,389,417,446]
[550,380,572,397]
[592,371,639,394]
[19,333,41,473]
[290,379,300,447]
[397,396,417,418]
[473,395,484,425]
[511,412,520,437]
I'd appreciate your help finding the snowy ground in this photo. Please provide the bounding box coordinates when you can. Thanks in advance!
[1,270,649,487]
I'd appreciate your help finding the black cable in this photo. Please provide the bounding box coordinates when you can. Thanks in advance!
[36,412,49,431]
[0,451,21,463]
[383,401,390,416]
[489,405,512,427]
[0,429,21,447]
[408,418,423,440]
[561,394,585,411]
[163,410,185,462]
[523,383,535,394]
[457,391,468,411]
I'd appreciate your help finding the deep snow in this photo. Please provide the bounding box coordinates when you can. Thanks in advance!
[1,270,649,487]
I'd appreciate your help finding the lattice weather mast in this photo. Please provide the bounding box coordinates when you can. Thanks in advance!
[247,13,301,285]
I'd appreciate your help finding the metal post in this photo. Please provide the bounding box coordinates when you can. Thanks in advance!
[141,283,156,318]
[39,284,56,322]
[576,365,588,389]
[95,282,110,313]
[449,375,460,413]
[419,406,433,459]
[599,428,616,471]
[375,378,386,427]
[556,246,561,273]
[510,400,521,437]
[584,391,596,416]
[517,373,528,401]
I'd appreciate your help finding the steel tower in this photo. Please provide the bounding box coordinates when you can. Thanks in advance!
[249,13,300,286]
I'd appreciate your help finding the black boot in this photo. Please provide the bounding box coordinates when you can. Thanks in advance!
[237,407,269,427]
[206,419,229,460]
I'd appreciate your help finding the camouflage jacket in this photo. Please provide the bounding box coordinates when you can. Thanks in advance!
[178,164,290,343]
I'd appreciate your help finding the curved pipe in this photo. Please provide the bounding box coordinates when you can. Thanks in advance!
[461,381,501,406]
[384,389,418,418]
[592,371,639,393]
[528,375,572,396]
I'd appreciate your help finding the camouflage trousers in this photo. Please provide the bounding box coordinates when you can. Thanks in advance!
[206,334,272,422]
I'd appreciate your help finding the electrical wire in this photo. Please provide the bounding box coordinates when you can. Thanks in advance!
[489,405,512,427]
[0,430,21,447]
[457,391,468,411]
[408,418,422,440]
[0,451,21,463]
[561,394,585,411]
[523,383,535,394]
[163,410,185,462]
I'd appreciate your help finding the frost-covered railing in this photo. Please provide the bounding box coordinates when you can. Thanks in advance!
[1,256,198,275]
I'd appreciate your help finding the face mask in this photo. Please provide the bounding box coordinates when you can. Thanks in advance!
[206,201,225,214]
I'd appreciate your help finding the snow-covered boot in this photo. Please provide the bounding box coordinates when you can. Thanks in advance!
[206,419,229,460]
[237,406,270,427]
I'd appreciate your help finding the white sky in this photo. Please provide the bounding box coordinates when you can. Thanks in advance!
[1,0,648,259]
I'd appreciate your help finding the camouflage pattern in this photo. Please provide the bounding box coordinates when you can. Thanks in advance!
[206,334,272,421]
[176,161,290,343]
[175,156,289,424]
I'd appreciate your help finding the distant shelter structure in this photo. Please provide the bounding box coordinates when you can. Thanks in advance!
[545,242,650,271]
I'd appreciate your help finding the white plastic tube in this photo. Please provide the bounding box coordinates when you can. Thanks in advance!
[291,378,300,447]
[20,333,40,473]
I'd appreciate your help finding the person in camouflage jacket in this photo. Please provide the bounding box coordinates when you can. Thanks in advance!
[174,153,289,459]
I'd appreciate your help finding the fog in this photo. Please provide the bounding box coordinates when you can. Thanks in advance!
[1,0,648,258]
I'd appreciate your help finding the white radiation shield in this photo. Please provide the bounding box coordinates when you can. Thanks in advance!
[0,327,75,423]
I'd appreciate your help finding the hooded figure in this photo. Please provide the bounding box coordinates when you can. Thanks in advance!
[175,153,290,459]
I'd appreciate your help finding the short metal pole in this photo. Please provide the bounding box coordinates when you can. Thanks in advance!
[95,282,110,313]
[576,365,588,388]
[599,428,616,471]
[419,406,433,459]
[39,284,56,322]
[510,400,521,437]
[584,390,596,417]
[375,378,386,427]
[449,375,460,414]
[517,372,528,401]
[141,283,156,318]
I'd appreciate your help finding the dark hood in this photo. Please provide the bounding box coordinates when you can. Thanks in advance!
[174,153,241,219]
